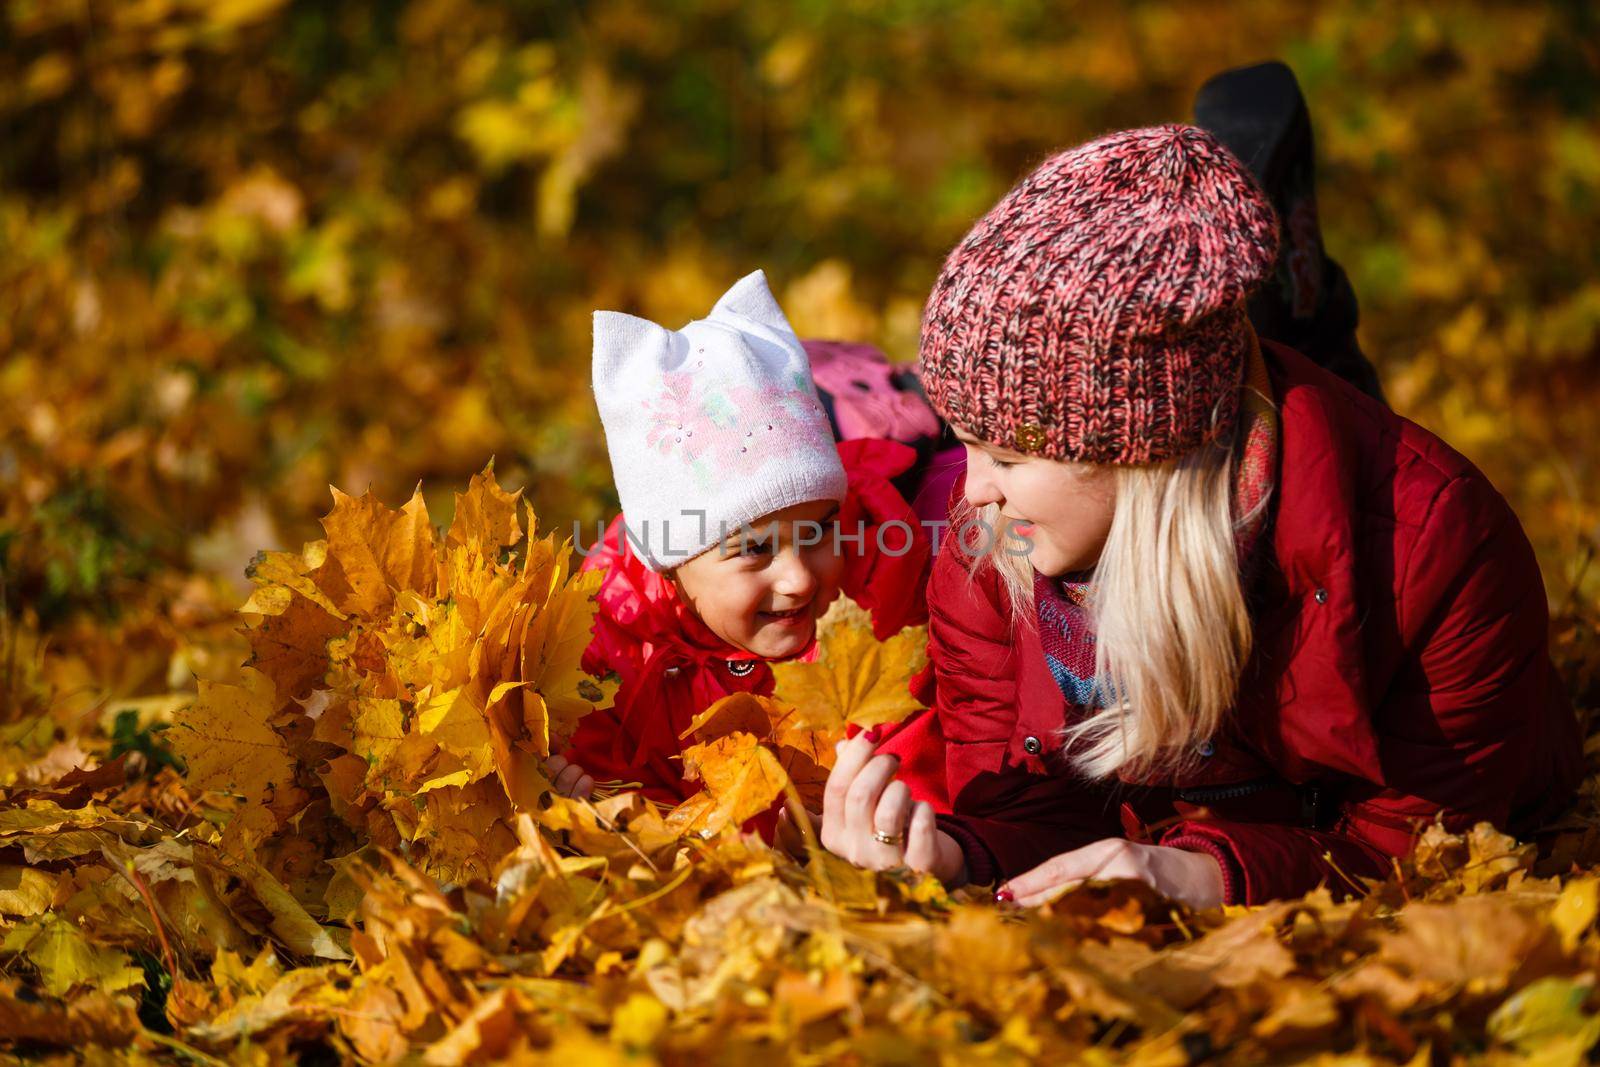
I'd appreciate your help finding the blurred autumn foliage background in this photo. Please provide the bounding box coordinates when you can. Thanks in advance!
[4,0,1600,1058]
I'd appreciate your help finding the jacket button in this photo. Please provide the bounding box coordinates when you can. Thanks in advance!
[1023,735,1043,755]
[1313,588,1329,604]
[663,666,683,679]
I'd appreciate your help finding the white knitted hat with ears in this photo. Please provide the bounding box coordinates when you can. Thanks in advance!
[592,269,847,572]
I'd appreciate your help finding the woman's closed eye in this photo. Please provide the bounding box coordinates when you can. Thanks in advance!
[991,456,1017,469]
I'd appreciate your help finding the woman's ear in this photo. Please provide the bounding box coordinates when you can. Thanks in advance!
[708,270,797,338]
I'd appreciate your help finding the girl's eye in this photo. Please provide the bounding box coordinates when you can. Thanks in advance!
[991,456,1016,470]
[737,541,773,558]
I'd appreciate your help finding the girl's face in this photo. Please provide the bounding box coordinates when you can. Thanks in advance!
[956,430,1117,577]
[671,499,845,660]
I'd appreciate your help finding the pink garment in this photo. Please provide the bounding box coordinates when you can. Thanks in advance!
[802,338,962,532]
[804,340,941,443]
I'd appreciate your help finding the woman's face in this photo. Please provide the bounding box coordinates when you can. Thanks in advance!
[956,430,1117,577]
[671,498,845,659]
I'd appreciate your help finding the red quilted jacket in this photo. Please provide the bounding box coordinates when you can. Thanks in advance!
[882,341,1581,904]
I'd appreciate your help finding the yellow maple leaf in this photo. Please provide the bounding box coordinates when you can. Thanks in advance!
[412,779,519,884]
[242,540,347,620]
[204,851,353,961]
[321,485,437,616]
[675,732,789,837]
[679,693,836,813]
[243,587,346,701]
[348,697,407,782]
[681,692,788,744]
[771,595,927,732]
[0,866,58,917]
[2,916,145,997]
[171,668,296,807]
[447,462,525,554]
[1551,878,1599,954]
[515,545,614,755]
[416,685,495,789]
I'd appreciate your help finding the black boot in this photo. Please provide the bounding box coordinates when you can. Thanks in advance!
[1194,61,1387,405]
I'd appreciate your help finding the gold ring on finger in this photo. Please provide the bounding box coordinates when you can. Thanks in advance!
[872,829,904,846]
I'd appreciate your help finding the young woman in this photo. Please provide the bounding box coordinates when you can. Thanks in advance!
[816,124,1582,908]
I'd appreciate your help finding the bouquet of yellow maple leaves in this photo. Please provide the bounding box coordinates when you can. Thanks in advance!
[172,465,620,885]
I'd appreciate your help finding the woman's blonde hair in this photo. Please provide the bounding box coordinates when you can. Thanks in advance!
[959,414,1269,782]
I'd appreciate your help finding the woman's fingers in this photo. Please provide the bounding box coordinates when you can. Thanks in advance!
[542,754,569,778]
[843,752,901,839]
[862,779,912,865]
[820,735,879,854]
[902,800,938,873]
[1003,841,1112,906]
[573,774,594,800]
[873,780,912,837]
[822,733,880,823]
[1004,840,1136,906]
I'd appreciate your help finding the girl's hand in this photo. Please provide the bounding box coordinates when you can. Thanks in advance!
[999,839,1225,910]
[542,754,594,800]
[819,733,966,885]
[774,801,821,860]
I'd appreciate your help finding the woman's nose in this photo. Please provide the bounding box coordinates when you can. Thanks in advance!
[964,465,1003,508]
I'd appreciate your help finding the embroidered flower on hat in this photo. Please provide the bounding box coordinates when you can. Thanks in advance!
[643,371,715,460]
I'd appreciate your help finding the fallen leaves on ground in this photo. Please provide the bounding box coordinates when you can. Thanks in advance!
[4,471,1600,1065]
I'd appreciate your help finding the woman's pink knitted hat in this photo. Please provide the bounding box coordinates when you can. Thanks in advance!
[919,124,1279,465]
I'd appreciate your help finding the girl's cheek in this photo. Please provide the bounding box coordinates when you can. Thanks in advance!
[807,548,845,595]
[751,572,793,623]
[699,569,759,637]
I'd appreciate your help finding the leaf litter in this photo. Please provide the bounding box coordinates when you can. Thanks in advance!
[4,465,1600,1065]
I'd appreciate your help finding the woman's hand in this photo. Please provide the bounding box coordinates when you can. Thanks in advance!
[819,733,966,885]
[541,754,594,800]
[999,839,1225,910]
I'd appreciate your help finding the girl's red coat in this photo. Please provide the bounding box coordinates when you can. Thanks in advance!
[884,342,1581,903]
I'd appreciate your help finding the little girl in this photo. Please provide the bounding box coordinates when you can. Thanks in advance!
[545,270,934,809]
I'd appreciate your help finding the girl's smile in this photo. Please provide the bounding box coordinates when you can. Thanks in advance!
[671,498,845,658]
[759,602,813,626]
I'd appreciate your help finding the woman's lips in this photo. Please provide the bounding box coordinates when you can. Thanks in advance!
[1009,520,1035,538]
